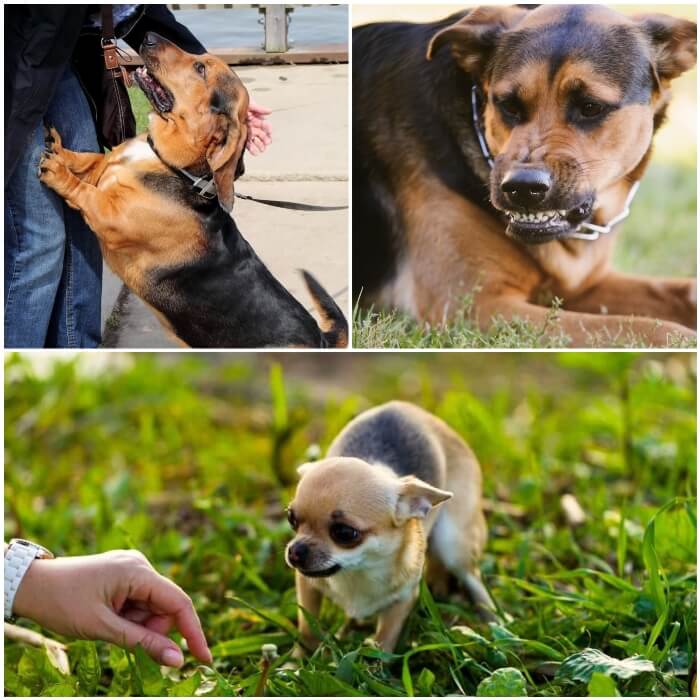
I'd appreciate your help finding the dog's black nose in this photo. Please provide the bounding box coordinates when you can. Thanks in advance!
[288,542,309,567]
[501,168,552,208]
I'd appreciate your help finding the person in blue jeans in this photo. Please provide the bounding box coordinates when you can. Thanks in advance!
[5,67,104,348]
[5,6,271,348]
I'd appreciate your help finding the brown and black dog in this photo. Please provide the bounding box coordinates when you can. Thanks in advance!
[39,33,347,348]
[353,5,696,346]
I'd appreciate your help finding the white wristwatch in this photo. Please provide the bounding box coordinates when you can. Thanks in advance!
[4,538,54,621]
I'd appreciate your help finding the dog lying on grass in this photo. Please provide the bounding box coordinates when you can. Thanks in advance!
[353,5,696,347]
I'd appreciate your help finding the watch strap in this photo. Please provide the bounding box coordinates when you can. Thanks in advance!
[4,541,42,620]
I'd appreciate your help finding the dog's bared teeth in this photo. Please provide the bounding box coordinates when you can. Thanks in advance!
[507,210,561,225]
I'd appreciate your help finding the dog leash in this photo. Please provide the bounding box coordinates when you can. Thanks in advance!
[234,192,347,212]
[470,84,640,242]
[146,136,346,211]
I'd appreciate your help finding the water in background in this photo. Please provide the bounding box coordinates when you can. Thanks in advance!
[172,5,348,48]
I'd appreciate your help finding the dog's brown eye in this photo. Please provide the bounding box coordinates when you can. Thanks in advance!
[580,101,603,118]
[329,523,360,547]
[287,508,298,530]
[496,95,523,122]
[194,61,206,77]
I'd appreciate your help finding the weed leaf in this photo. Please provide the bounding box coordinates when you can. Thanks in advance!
[132,644,164,696]
[476,667,528,696]
[75,641,101,695]
[587,671,620,696]
[556,648,655,683]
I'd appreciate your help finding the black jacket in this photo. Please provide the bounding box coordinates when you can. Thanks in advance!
[5,5,205,181]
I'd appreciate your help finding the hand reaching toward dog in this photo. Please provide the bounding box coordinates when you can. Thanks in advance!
[11,549,212,668]
[246,99,273,155]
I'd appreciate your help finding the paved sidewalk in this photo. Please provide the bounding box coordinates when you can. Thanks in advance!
[102,63,348,348]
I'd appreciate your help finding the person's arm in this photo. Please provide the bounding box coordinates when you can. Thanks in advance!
[8,548,211,668]
[122,5,205,55]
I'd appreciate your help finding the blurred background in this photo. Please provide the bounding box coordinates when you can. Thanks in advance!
[351,4,697,279]
[4,351,697,696]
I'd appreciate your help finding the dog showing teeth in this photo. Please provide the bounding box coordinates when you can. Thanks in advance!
[507,210,559,224]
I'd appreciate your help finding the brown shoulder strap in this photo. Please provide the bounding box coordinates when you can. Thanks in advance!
[101,6,120,70]
[101,5,115,41]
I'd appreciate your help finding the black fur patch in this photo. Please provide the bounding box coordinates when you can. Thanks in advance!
[141,170,218,214]
[140,205,328,347]
[352,17,491,300]
[331,405,441,486]
[210,88,229,115]
[491,8,653,106]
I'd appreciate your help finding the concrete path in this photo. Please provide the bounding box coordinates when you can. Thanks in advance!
[102,63,348,348]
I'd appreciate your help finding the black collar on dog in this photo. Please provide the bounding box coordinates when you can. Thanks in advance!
[145,136,348,211]
[147,136,217,200]
[470,85,640,242]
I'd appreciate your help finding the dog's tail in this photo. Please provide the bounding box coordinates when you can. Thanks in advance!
[300,270,348,348]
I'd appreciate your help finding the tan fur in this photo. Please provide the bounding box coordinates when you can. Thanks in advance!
[384,172,695,344]
[287,402,492,654]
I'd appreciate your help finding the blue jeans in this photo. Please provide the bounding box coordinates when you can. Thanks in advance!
[5,67,102,348]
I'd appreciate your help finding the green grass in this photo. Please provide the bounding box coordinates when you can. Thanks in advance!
[3,352,697,696]
[353,289,697,350]
[128,87,151,133]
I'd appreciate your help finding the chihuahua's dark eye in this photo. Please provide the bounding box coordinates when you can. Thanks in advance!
[329,523,360,547]
[194,61,206,77]
[287,508,298,530]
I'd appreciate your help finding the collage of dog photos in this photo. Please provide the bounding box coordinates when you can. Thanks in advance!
[2,2,698,700]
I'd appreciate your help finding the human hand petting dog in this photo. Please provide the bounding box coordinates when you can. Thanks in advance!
[11,549,212,668]
[246,99,272,155]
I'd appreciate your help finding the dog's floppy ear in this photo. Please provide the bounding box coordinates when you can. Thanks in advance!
[393,476,453,525]
[426,6,528,75]
[206,114,247,212]
[634,13,697,83]
[235,151,246,180]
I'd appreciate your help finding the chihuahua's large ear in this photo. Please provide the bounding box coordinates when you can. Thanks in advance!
[426,6,528,75]
[206,115,247,212]
[297,462,317,477]
[634,13,697,83]
[393,476,453,525]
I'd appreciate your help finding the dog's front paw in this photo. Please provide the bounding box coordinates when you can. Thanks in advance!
[43,126,64,154]
[38,150,68,190]
[670,278,697,330]
[38,138,72,194]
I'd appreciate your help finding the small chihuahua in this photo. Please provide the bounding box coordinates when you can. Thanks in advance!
[285,400,493,653]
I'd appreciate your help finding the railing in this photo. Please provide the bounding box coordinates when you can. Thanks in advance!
[145,4,349,64]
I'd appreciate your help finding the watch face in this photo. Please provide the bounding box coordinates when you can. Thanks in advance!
[9,539,54,559]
